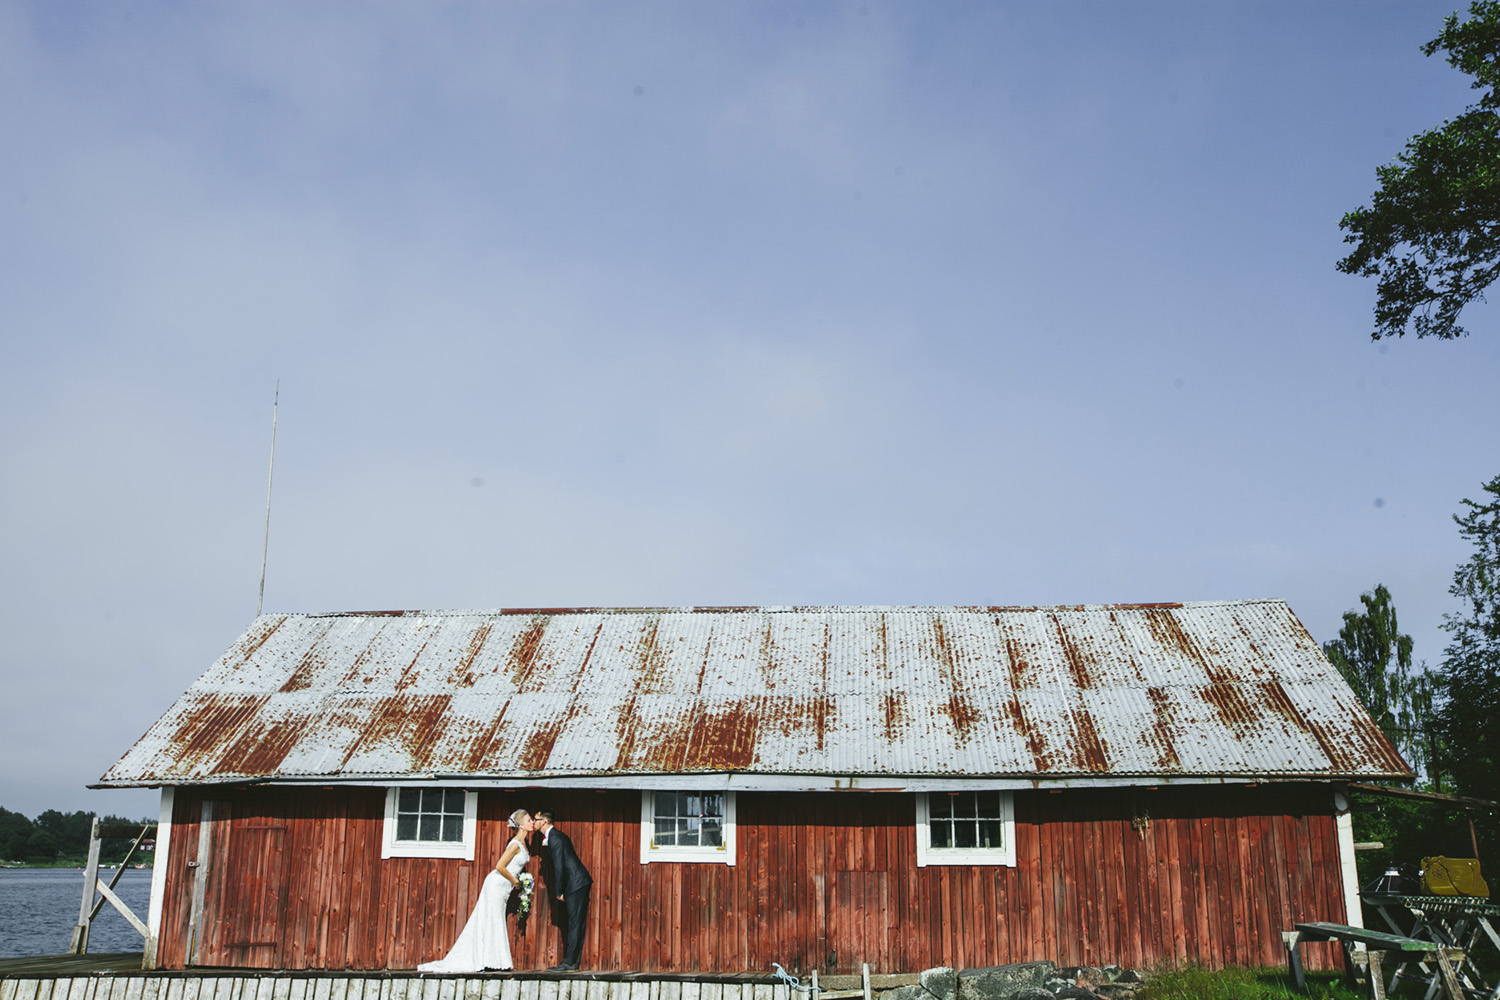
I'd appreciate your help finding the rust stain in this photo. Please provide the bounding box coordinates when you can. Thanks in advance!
[680,700,760,770]
[932,616,980,741]
[1143,607,1227,682]
[212,719,303,776]
[1052,615,1095,689]
[810,693,831,754]
[517,720,563,771]
[507,616,549,689]
[636,618,669,692]
[168,695,271,770]
[278,624,337,692]
[1005,694,1049,770]
[227,616,286,668]
[391,636,432,693]
[1005,636,1040,690]
[450,622,493,688]
[1259,680,1408,774]
[337,694,453,770]
[1068,708,1110,771]
[882,691,905,742]
[1145,687,1183,769]
[1199,682,1261,734]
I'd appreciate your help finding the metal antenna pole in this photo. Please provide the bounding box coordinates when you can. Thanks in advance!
[257,380,279,617]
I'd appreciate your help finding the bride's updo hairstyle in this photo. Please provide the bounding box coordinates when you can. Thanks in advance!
[507,808,530,830]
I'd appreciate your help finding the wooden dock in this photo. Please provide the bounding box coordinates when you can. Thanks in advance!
[0,958,798,1000]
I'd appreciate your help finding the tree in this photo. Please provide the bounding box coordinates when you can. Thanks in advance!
[1433,474,1500,859]
[1322,583,1438,778]
[1338,1,1500,339]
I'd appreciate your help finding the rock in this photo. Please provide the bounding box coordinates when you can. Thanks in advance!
[879,986,934,1000]
[920,968,956,1000]
[1011,991,1057,1000]
[1042,980,1071,994]
[1054,989,1098,1000]
[1099,967,1122,984]
[1057,967,1105,991]
[957,963,1059,1000]
[1111,971,1142,985]
[1093,986,1137,1000]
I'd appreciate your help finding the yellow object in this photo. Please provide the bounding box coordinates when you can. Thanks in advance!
[1422,856,1490,898]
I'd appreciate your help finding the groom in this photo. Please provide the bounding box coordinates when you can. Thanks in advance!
[533,810,591,972]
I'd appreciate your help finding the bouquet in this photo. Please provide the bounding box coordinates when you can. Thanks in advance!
[517,872,536,915]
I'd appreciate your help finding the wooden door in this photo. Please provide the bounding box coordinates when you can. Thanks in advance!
[195,798,290,967]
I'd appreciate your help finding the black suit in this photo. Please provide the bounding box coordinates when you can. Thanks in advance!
[540,826,591,967]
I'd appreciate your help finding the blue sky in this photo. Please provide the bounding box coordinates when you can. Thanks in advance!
[2,1,1497,819]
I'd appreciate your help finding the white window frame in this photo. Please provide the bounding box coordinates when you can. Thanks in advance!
[639,790,737,865]
[381,787,479,860]
[915,790,1015,867]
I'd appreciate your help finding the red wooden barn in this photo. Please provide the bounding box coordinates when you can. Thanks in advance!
[96,602,1410,974]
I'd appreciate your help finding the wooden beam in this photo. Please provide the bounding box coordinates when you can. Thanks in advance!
[90,824,153,923]
[94,878,149,939]
[1347,783,1497,811]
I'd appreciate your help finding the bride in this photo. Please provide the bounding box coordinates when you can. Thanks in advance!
[419,808,534,972]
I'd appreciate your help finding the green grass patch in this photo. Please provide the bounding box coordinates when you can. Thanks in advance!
[1135,966,1363,1000]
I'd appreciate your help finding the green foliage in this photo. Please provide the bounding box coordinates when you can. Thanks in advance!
[1338,1,1500,339]
[1136,966,1360,1000]
[1322,584,1436,778]
[1434,473,1500,863]
[1349,792,1474,885]
[0,806,154,865]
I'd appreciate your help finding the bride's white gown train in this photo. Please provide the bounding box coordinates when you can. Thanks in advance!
[419,840,530,972]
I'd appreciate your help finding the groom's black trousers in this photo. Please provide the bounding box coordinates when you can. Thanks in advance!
[562,885,590,967]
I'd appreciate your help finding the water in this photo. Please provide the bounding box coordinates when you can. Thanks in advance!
[0,868,154,958]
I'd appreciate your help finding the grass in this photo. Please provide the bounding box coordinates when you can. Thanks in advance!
[1134,966,1365,1000]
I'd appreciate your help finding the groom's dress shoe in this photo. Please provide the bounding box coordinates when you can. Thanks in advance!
[550,964,579,972]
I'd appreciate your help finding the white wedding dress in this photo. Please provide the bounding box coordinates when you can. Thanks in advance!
[419,839,530,972]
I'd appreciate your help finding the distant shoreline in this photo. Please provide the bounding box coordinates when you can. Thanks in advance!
[0,863,154,870]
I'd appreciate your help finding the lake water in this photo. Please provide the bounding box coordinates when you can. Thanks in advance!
[0,868,154,958]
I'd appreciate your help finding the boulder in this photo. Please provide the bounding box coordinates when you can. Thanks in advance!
[920,967,957,1000]
[957,964,1058,1000]
[879,986,935,1000]
[1053,989,1098,1000]
[1011,991,1057,1000]
[1111,971,1142,985]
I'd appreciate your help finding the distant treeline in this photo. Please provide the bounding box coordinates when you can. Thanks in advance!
[1,807,155,865]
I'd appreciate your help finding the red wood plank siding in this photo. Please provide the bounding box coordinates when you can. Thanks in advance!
[153,784,1347,973]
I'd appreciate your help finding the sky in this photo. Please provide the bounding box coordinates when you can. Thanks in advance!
[2,1,1497,821]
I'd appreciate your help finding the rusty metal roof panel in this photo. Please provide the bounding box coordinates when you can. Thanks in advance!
[97,600,1413,786]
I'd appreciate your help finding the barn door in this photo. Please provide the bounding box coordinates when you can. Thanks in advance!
[193,798,290,967]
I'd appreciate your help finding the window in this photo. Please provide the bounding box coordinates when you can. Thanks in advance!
[915,791,1015,867]
[639,790,736,865]
[381,787,478,860]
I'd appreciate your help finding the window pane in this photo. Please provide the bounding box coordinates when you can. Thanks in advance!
[930,795,952,819]
[396,815,418,841]
[976,792,1001,818]
[678,817,696,845]
[954,820,978,849]
[419,814,441,841]
[399,789,421,814]
[703,794,723,818]
[952,793,977,819]
[979,820,1003,848]
[654,793,678,820]
[685,795,702,817]
[931,820,952,848]
[654,818,676,846]
[702,819,722,847]
[443,790,466,815]
[442,814,465,841]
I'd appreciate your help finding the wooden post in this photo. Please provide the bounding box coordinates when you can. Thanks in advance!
[861,964,871,1000]
[89,823,153,923]
[68,816,101,955]
[811,968,819,1000]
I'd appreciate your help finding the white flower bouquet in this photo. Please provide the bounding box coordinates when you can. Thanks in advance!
[517,872,535,915]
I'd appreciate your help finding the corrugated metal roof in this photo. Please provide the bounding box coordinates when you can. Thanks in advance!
[96,601,1412,787]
